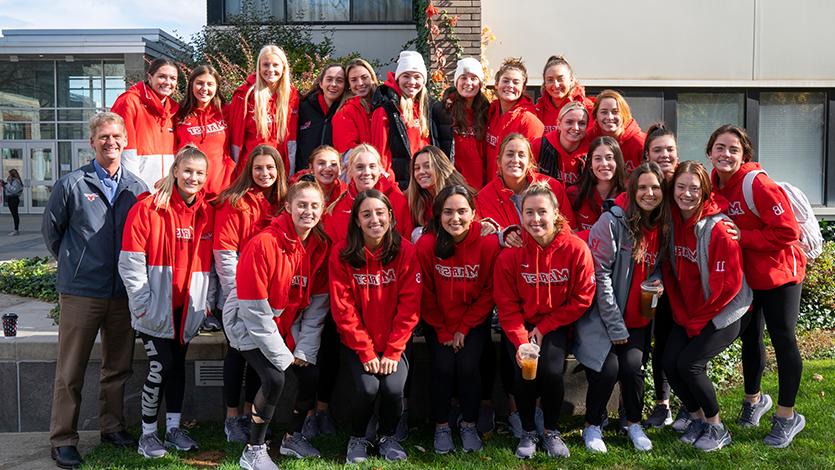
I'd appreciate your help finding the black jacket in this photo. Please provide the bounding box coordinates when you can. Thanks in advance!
[295,90,338,173]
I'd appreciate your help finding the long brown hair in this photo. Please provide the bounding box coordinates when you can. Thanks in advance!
[625,162,668,263]
[428,184,477,259]
[302,63,346,101]
[177,65,224,121]
[340,189,402,269]
[571,136,627,212]
[671,160,712,221]
[407,145,470,227]
[216,144,287,211]
[442,85,489,140]
[339,58,379,110]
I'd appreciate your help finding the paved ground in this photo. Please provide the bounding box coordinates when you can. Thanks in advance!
[0,214,50,261]
[0,431,98,469]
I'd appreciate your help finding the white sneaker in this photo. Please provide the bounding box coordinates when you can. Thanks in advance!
[627,423,653,451]
[583,425,607,453]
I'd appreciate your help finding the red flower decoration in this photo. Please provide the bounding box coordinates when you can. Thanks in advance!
[448,15,459,27]
[432,69,446,83]
[430,24,440,38]
[425,1,439,18]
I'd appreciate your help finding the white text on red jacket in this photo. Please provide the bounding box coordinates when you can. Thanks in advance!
[176,226,194,240]
[291,275,309,287]
[674,245,697,263]
[520,268,570,284]
[185,121,227,136]
[434,264,479,280]
[353,268,397,286]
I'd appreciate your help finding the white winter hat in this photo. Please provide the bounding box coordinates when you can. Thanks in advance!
[454,57,484,85]
[395,51,427,80]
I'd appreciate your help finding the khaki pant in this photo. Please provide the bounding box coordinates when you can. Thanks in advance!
[49,294,135,447]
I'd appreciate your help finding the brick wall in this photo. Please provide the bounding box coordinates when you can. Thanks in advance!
[429,0,483,81]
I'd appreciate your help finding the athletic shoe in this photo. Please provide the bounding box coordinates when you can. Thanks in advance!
[433,425,454,454]
[9,230,19,236]
[541,430,570,458]
[301,414,319,440]
[694,423,731,452]
[763,412,806,448]
[200,314,222,332]
[459,422,483,453]
[137,433,167,459]
[316,410,338,435]
[643,404,673,429]
[534,407,545,436]
[240,443,278,470]
[393,410,409,442]
[738,393,773,428]
[165,427,198,451]
[345,437,371,464]
[508,411,523,439]
[627,423,653,451]
[364,414,378,442]
[379,435,407,461]
[680,419,707,445]
[583,425,607,453]
[671,407,693,433]
[515,430,538,459]
[477,403,495,435]
[224,416,248,443]
[279,432,321,458]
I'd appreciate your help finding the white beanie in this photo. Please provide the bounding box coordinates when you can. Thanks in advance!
[395,51,427,80]
[454,57,484,85]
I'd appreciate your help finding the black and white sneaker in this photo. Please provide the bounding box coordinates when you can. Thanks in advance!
[643,404,673,428]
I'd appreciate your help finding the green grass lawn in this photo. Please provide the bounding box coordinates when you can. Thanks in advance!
[82,360,835,469]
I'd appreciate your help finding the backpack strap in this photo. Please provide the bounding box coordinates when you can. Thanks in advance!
[741,169,766,218]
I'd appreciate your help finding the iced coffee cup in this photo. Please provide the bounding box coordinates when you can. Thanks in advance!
[518,342,540,380]
[640,280,663,319]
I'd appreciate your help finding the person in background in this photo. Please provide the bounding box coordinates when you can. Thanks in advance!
[406,145,469,240]
[329,190,421,463]
[332,58,379,155]
[295,64,346,170]
[228,44,299,174]
[587,90,645,173]
[289,145,346,206]
[2,168,23,235]
[111,58,178,190]
[567,136,627,240]
[531,101,590,185]
[118,145,215,459]
[43,112,148,469]
[535,55,594,133]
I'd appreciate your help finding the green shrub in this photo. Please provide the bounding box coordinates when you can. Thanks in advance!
[0,257,58,302]
[799,240,835,332]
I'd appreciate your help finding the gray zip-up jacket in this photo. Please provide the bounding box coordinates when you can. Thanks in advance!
[42,162,147,298]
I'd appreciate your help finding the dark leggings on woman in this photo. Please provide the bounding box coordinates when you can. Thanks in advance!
[139,332,189,425]
[740,282,803,408]
[651,294,673,402]
[7,195,20,230]
[663,320,741,419]
[345,346,409,438]
[504,327,569,432]
[426,322,490,424]
[585,326,649,425]
[223,349,261,408]
[315,313,341,404]
[239,349,285,445]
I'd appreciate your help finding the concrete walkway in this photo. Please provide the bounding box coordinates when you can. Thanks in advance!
[0,214,50,261]
[0,431,98,470]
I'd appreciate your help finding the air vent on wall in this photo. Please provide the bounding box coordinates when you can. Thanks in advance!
[194,360,224,386]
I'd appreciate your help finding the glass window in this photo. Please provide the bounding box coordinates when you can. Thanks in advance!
[623,91,664,131]
[353,0,412,21]
[58,123,88,140]
[0,61,55,108]
[1,123,54,140]
[677,93,744,166]
[758,92,825,205]
[57,61,103,108]
[288,0,349,21]
[228,0,285,21]
[104,63,127,107]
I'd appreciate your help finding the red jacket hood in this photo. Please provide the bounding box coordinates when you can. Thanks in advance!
[535,84,588,115]
[382,72,404,98]
[347,175,401,199]
[124,81,178,120]
[489,94,536,120]
[232,73,258,98]
[620,118,642,141]
[710,161,762,190]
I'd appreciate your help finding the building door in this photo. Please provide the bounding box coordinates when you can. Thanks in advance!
[0,141,57,215]
[72,141,95,170]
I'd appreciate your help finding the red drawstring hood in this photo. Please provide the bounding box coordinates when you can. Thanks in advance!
[535,84,595,132]
[322,176,413,243]
[586,117,646,173]
[484,95,544,180]
[332,95,373,153]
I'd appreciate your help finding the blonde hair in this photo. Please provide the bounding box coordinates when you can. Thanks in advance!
[248,45,293,142]
[400,86,431,139]
[327,144,383,214]
[497,133,535,178]
[521,180,566,233]
[593,89,634,136]
[153,144,208,209]
[340,58,379,109]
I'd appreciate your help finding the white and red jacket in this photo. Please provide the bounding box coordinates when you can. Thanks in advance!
[119,190,215,343]
[332,95,373,154]
[530,130,589,185]
[111,82,178,190]
[212,187,280,308]
[329,239,422,363]
[221,212,330,370]
[484,96,544,180]
[494,225,596,349]
[586,118,646,173]
[175,105,235,198]
[475,173,577,233]
[322,177,413,243]
[711,162,806,290]
[416,222,501,343]
[535,85,595,133]
[227,73,300,175]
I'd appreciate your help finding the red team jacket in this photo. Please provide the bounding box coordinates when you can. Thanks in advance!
[535,85,595,133]
[323,177,413,243]
[175,105,235,197]
[451,107,489,189]
[586,118,646,173]
[485,96,545,180]
[530,130,589,186]
[332,95,374,154]
[289,169,347,205]
[475,173,577,231]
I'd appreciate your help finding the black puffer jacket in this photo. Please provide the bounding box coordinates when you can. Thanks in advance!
[295,90,338,173]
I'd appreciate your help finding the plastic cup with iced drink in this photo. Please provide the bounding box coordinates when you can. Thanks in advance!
[640,280,663,319]
[518,342,540,380]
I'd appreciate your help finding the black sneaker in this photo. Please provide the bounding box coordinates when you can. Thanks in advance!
[680,419,707,445]
[643,404,673,428]
[738,394,773,428]
[763,412,806,448]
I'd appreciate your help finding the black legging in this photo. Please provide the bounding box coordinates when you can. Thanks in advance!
[480,314,498,401]
[7,195,20,230]
[223,349,261,408]
[315,313,341,404]
[651,293,673,402]
[740,281,803,408]
[426,322,490,424]
[503,327,569,432]
[585,326,649,425]
[288,362,320,433]
[239,348,285,445]
[663,320,741,419]
[345,346,409,438]
[139,332,189,424]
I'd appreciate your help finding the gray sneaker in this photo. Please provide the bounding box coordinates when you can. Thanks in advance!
[738,394,773,428]
[316,410,338,435]
[301,414,319,440]
[643,404,673,429]
[137,432,167,458]
[165,427,198,451]
[763,412,806,448]
[346,436,372,464]
[680,419,707,445]
[694,423,731,452]
[582,425,607,453]
[477,403,495,435]
[379,435,407,461]
[515,430,538,459]
[671,407,693,433]
[225,416,248,443]
[393,411,409,442]
[542,430,569,458]
[459,422,483,453]
[279,432,321,458]
[433,425,454,454]
[240,443,278,470]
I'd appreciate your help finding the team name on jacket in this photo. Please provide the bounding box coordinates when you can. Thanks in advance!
[674,245,698,263]
[353,268,397,286]
[434,263,479,280]
[291,275,308,287]
[184,121,227,135]
[485,132,498,147]
[520,268,570,284]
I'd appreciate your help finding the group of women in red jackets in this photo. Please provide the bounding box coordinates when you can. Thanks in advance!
[112,45,808,468]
